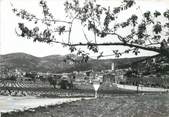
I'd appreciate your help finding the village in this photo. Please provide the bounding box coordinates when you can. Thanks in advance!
[1,55,169,97]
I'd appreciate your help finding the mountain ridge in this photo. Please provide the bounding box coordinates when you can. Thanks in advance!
[0,52,148,73]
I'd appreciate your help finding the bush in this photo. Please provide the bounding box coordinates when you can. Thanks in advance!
[59,80,73,89]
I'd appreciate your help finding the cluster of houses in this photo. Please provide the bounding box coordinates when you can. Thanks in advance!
[0,68,25,80]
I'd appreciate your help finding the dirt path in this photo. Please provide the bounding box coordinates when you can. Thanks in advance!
[2,93,169,117]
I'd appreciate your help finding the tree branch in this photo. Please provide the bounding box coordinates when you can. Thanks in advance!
[64,42,161,53]
[82,28,89,42]
[43,19,72,24]
[68,13,79,43]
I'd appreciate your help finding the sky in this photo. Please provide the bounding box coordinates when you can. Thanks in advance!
[0,0,169,58]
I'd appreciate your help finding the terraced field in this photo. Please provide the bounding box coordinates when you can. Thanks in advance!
[0,80,137,97]
[0,80,95,97]
[0,80,52,88]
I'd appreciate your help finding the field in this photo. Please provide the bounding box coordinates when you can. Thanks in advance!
[0,80,95,97]
[0,80,136,97]
[1,80,169,117]
[1,93,169,117]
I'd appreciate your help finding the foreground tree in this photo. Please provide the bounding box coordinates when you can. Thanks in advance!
[12,0,169,61]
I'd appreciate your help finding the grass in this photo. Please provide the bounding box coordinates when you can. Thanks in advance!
[2,93,169,117]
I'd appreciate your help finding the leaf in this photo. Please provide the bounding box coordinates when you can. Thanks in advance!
[153,22,162,34]
[58,26,65,35]
[33,27,39,32]
[12,8,17,13]
[154,11,161,17]
[144,11,150,18]
[97,52,103,59]
[163,10,169,20]
[113,7,121,14]
[69,46,76,52]
[124,0,135,8]
[164,23,169,28]
[121,22,129,28]
[34,21,38,24]
[130,15,138,26]
[100,31,107,37]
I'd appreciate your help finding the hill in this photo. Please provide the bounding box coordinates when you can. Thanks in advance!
[0,52,147,73]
